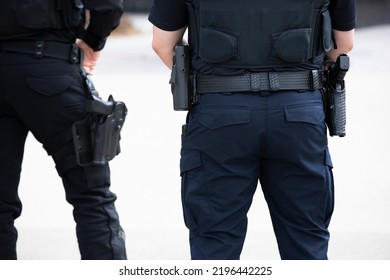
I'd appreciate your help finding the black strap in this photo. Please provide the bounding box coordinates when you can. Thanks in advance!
[195,70,323,93]
[0,40,81,63]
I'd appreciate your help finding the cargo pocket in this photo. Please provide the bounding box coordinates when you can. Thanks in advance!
[323,147,334,225]
[324,147,333,169]
[180,149,213,232]
[26,74,72,97]
[199,108,250,129]
[83,164,111,189]
[284,102,325,125]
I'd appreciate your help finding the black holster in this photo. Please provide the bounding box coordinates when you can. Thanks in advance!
[170,44,194,111]
[73,69,127,166]
[323,54,349,137]
[323,76,347,137]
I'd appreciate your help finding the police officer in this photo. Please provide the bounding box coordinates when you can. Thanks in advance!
[149,0,356,259]
[0,0,127,259]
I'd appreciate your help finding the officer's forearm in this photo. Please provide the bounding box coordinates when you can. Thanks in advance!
[154,46,175,70]
[76,39,101,75]
[326,29,355,61]
[152,26,187,69]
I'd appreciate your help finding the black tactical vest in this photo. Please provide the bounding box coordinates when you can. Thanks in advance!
[0,0,84,40]
[185,0,333,69]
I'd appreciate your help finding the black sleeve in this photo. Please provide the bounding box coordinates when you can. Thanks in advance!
[148,0,188,31]
[80,0,124,51]
[328,0,356,31]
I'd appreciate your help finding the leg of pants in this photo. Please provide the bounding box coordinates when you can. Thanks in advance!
[181,93,261,259]
[0,117,28,259]
[180,90,334,260]
[62,163,127,260]
[259,91,334,259]
[0,52,127,259]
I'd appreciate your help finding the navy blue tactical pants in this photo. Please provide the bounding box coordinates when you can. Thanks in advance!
[180,90,334,260]
[0,51,126,259]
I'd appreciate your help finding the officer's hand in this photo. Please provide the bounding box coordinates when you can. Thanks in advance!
[76,39,101,75]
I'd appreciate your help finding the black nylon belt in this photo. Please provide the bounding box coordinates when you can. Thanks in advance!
[0,40,81,63]
[195,70,323,93]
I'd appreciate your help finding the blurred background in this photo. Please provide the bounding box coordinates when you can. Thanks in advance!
[13,0,390,260]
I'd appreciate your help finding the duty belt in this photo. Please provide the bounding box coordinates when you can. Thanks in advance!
[0,40,81,63]
[195,70,323,93]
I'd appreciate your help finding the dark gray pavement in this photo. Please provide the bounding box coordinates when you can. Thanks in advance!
[14,15,390,259]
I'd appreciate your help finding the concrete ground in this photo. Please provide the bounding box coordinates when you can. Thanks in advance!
[13,15,390,260]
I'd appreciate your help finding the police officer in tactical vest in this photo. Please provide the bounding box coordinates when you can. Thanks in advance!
[0,0,127,259]
[149,0,356,259]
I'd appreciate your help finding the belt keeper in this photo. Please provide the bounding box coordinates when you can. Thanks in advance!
[192,73,199,104]
[70,44,79,63]
[269,72,280,91]
[311,70,322,90]
[310,70,315,90]
[34,41,44,58]
[250,73,261,91]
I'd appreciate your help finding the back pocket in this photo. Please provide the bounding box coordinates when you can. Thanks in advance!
[284,102,324,125]
[26,74,71,97]
[199,108,250,129]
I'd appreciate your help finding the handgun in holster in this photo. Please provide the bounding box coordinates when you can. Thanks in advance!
[72,73,128,166]
[170,44,195,111]
[323,54,350,137]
